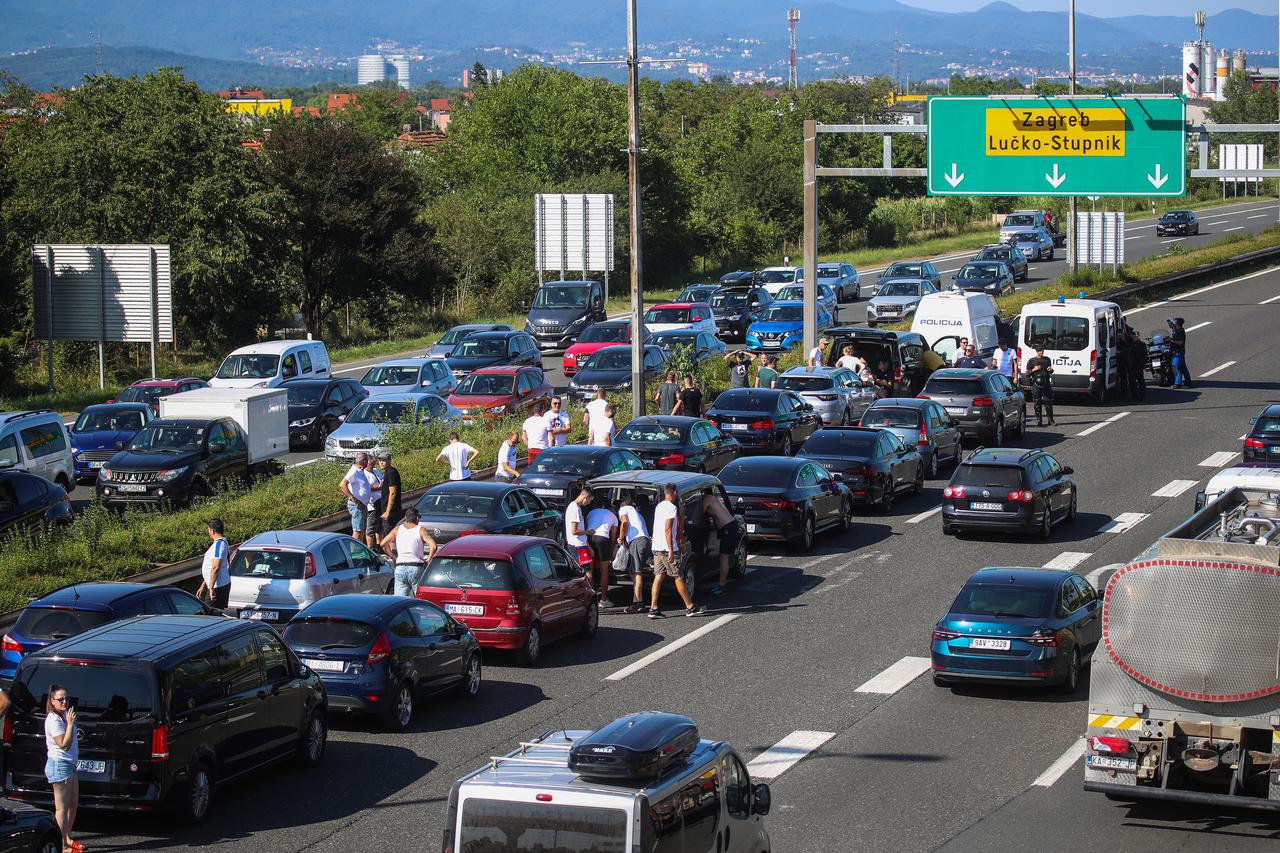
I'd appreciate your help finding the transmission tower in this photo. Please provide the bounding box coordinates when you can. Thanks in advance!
[787,9,800,90]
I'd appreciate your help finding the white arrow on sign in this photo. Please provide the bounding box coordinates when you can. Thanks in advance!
[943,163,964,188]
[1147,164,1169,189]
[1045,164,1066,189]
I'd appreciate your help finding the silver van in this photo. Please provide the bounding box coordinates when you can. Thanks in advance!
[0,410,75,493]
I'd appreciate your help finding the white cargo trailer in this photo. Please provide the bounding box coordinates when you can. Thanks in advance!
[159,387,288,467]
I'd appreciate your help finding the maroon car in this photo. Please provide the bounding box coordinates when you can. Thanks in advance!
[416,535,597,666]
[109,377,209,414]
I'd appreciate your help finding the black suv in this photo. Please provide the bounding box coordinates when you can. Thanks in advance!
[941,448,1077,538]
[1155,210,1199,236]
[3,615,326,822]
[709,286,772,341]
[444,331,541,379]
[0,470,72,539]
[825,328,934,396]
[524,281,607,351]
[281,377,368,449]
[919,368,1026,444]
[96,417,248,509]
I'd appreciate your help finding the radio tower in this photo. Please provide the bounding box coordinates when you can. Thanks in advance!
[893,31,902,93]
[787,9,800,90]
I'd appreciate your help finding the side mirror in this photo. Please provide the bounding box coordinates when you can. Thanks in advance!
[1060,466,1074,475]
[520,301,530,312]
[115,441,126,450]
[1194,491,1207,511]
[752,783,772,816]
[951,274,957,280]
[337,415,346,423]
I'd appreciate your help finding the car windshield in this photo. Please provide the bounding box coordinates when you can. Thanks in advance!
[578,324,629,344]
[458,798,628,851]
[455,374,515,396]
[12,607,113,643]
[648,333,698,350]
[216,353,279,379]
[528,451,598,476]
[285,385,327,405]
[584,349,632,371]
[959,265,1000,280]
[282,618,376,649]
[951,584,1052,618]
[73,410,145,432]
[617,422,684,445]
[1024,315,1089,352]
[1253,416,1280,434]
[776,285,806,301]
[762,305,802,322]
[802,431,877,455]
[879,281,920,296]
[758,270,795,284]
[1004,214,1036,227]
[644,307,693,324]
[362,366,420,387]
[1013,233,1041,243]
[923,378,986,396]
[347,400,410,424]
[533,286,590,308]
[952,464,1025,489]
[777,375,834,392]
[864,407,922,428]
[1163,212,1188,221]
[452,338,506,358]
[975,249,1009,260]
[116,386,165,405]
[438,328,475,345]
[128,424,203,451]
[423,557,514,591]
[710,290,750,310]
[713,391,774,412]
[417,492,495,517]
[230,548,308,580]
[722,462,794,487]
[816,266,842,279]
[12,662,154,722]
[885,263,922,277]
[679,287,717,301]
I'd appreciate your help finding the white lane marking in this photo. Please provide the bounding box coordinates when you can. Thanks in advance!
[798,553,840,570]
[746,731,836,781]
[287,458,323,468]
[1198,360,1236,378]
[1043,551,1091,571]
[1076,411,1130,437]
[1184,320,1212,332]
[1127,266,1280,315]
[1160,238,1184,244]
[1085,563,1124,589]
[1222,226,1245,232]
[1199,451,1238,467]
[333,365,369,375]
[1124,235,1142,241]
[1098,512,1148,535]
[1249,214,1270,219]
[1261,293,1280,305]
[1033,739,1086,788]
[855,656,932,694]
[604,614,739,681]
[906,505,943,524]
[1153,479,1198,498]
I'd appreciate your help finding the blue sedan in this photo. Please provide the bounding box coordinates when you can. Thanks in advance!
[68,403,152,484]
[745,301,833,353]
[280,594,483,731]
[931,567,1101,694]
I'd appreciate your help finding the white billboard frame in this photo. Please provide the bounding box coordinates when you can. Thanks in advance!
[534,193,615,297]
[1073,212,1126,271]
[1219,144,1263,192]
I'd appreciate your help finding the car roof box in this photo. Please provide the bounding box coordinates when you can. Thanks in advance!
[568,712,699,781]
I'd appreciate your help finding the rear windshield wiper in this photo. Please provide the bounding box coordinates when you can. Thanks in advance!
[319,643,357,650]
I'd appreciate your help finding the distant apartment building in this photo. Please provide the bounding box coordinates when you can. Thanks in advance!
[686,62,711,80]
[356,54,411,89]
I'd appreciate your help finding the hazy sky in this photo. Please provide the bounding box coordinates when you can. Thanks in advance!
[904,0,1275,14]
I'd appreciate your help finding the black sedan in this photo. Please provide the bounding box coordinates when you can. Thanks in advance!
[797,426,924,512]
[706,388,823,456]
[413,481,563,544]
[518,446,647,508]
[613,416,740,474]
[0,798,59,853]
[646,329,727,365]
[0,470,72,540]
[567,344,667,401]
[719,456,853,551]
[1155,209,1199,236]
[282,377,367,448]
[973,244,1028,281]
[951,261,1015,296]
[709,286,772,341]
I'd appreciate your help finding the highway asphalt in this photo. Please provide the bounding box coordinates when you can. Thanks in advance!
[65,233,1280,850]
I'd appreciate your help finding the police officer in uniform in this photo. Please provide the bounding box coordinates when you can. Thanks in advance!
[1122,324,1146,401]
[1026,345,1056,426]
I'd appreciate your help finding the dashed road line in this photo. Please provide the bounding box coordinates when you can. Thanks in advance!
[1085,563,1124,589]
[1033,739,1086,787]
[906,505,942,524]
[855,656,932,695]
[1098,512,1148,535]
[1076,411,1130,437]
[1198,360,1236,378]
[1222,226,1245,232]
[1043,551,1091,571]
[1152,479,1198,498]
[1159,238,1184,245]
[1199,451,1238,467]
[1184,320,1212,333]
[1127,266,1280,316]
[1249,214,1270,219]
[604,614,740,681]
[287,458,323,468]
[1260,293,1280,305]
[746,731,836,781]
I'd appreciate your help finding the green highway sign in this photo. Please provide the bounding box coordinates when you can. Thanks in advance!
[927,96,1186,197]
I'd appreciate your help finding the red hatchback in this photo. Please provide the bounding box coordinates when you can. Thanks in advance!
[416,535,598,666]
[109,377,209,414]
[447,366,552,425]
[561,320,648,377]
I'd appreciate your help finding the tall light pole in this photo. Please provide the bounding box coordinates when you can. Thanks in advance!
[626,0,645,420]
[1068,0,1078,274]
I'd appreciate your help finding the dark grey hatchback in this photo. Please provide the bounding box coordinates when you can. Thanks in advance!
[941,448,1077,538]
[918,368,1026,446]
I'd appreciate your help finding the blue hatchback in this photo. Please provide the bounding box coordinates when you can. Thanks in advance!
[68,403,152,484]
[745,301,833,353]
[930,567,1101,694]
[279,594,482,731]
[1,581,216,682]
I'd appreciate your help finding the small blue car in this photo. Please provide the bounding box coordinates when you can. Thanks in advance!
[280,594,482,731]
[68,403,152,484]
[745,301,833,353]
[931,566,1101,694]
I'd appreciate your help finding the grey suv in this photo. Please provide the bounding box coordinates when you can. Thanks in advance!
[919,368,1026,445]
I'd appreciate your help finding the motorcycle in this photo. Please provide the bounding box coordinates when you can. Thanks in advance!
[1145,330,1174,387]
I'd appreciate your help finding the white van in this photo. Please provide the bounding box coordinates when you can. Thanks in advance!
[0,410,75,492]
[1195,466,1280,511]
[910,291,1001,362]
[1017,297,1121,400]
[209,339,331,389]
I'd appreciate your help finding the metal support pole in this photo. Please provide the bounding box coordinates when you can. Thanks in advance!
[1067,0,1078,275]
[45,246,54,391]
[98,247,106,390]
[149,247,159,378]
[626,0,645,420]
[1276,0,1279,222]
[802,120,819,358]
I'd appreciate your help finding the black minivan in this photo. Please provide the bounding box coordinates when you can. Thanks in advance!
[2,616,327,823]
[523,280,607,352]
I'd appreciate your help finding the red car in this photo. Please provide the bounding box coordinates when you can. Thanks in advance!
[561,320,648,377]
[416,535,598,666]
[447,366,552,424]
[108,377,209,415]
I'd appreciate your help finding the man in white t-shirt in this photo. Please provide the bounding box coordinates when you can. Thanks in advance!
[648,483,704,618]
[584,389,610,433]
[585,501,619,606]
[564,487,594,570]
[362,457,384,547]
[807,337,829,371]
[496,430,521,481]
[435,432,479,480]
[522,400,551,465]
[545,396,572,447]
[587,402,616,447]
[614,496,652,614]
[340,453,374,539]
[195,518,231,609]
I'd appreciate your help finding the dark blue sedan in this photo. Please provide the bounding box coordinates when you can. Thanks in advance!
[1243,403,1280,467]
[280,594,482,731]
[68,403,152,484]
[931,567,1101,694]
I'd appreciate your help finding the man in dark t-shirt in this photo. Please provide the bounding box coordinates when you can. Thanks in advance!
[1025,346,1055,426]
[725,350,756,389]
[376,452,403,539]
[671,374,703,418]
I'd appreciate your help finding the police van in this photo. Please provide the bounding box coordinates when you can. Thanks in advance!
[443,712,772,853]
[1017,297,1121,400]
[909,291,1001,363]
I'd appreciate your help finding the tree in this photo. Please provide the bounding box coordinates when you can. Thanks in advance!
[257,114,434,335]
[1210,71,1279,158]
[471,63,488,88]
[329,86,421,140]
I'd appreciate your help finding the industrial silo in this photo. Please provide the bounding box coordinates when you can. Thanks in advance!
[1234,49,1247,73]
[1216,50,1229,98]
[1182,41,1202,97]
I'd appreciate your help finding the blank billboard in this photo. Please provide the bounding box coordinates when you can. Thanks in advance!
[32,244,173,343]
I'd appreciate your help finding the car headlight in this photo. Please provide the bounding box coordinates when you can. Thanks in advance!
[487,405,507,414]
[99,466,113,480]
[157,466,188,482]
[71,447,80,455]
[252,382,268,388]
[290,417,316,428]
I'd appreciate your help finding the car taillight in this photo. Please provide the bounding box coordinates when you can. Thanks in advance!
[916,394,930,400]
[1016,346,1022,361]
[1,633,20,653]
[750,420,775,430]
[304,553,317,579]
[1089,350,1097,377]
[815,394,838,401]
[847,465,872,477]
[708,418,720,427]
[2,717,11,745]
[1091,736,1131,754]
[917,429,929,445]
[657,453,686,466]
[973,397,994,407]
[932,627,960,641]
[1007,489,1036,502]
[943,485,966,498]
[761,499,796,510]
[1245,437,1266,448]
[1027,631,1059,647]
[505,596,521,616]
[455,529,482,538]
[151,724,170,760]
[367,632,391,664]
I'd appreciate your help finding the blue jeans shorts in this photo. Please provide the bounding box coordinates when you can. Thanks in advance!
[347,500,368,533]
[45,757,76,784]
[394,563,425,597]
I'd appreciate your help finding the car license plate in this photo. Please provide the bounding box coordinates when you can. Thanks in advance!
[1151,360,1161,367]
[302,658,345,673]
[76,759,106,775]
[88,461,104,468]
[724,423,747,431]
[746,524,757,533]
[445,603,485,616]
[1087,754,1137,772]
[970,637,1011,650]
[239,610,279,621]
[945,407,967,415]
[531,488,563,497]
[117,483,147,493]
[971,501,1004,511]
